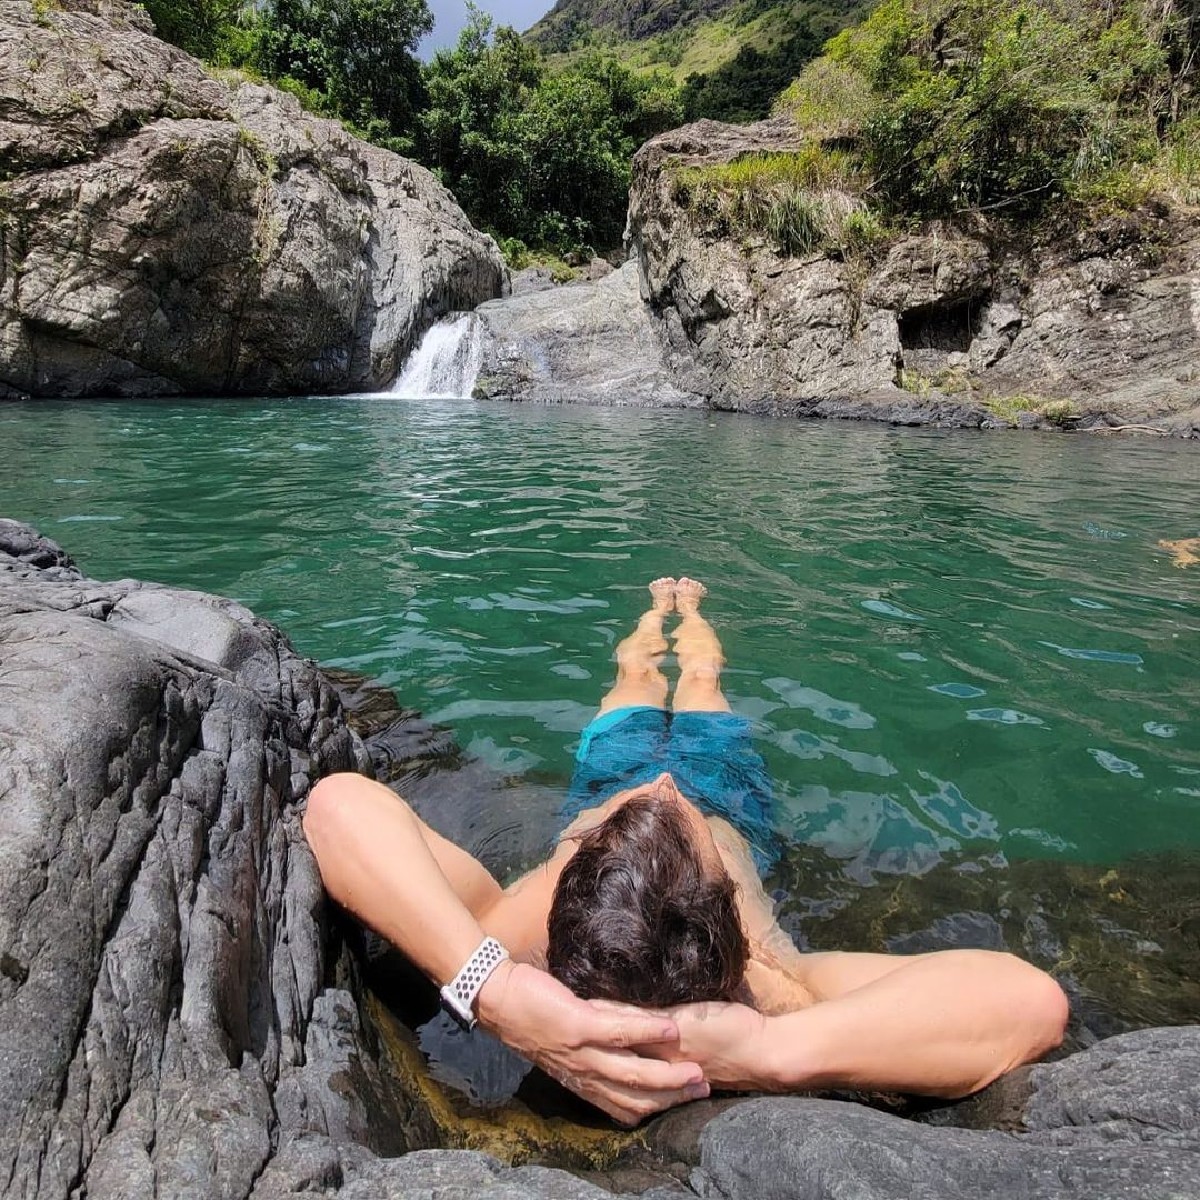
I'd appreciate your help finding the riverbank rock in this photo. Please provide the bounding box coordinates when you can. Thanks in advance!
[624,118,1200,435]
[0,0,503,399]
[475,262,705,407]
[0,519,605,1198]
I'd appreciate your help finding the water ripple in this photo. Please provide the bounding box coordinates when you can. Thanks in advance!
[3,397,1198,873]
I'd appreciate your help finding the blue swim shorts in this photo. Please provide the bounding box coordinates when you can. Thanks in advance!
[561,706,779,873]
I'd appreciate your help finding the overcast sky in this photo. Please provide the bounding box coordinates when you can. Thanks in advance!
[418,0,555,55]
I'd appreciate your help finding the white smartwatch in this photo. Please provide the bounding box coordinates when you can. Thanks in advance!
[439,936,510,1031]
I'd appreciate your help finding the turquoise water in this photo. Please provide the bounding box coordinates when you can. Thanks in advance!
[4,397,1199,881]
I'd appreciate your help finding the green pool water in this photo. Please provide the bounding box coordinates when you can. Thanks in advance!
[4,397,1198,880]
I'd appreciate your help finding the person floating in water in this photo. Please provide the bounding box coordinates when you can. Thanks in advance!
[1159,538,1200,568]
[304,578,1067,1125]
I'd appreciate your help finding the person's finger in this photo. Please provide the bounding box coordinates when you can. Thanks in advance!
[629,1040,687,1063]
[585,1000,681,1047]
[570,1044,704,1091]
[586,1079,712,1126]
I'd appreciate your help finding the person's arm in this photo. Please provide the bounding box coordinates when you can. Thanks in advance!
[656,949,1068,1098]
[302,773,709,1123]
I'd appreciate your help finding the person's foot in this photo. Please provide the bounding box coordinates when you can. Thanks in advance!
[675,577,707,613]
[648,577,676,612]
[1160,538,1200,568]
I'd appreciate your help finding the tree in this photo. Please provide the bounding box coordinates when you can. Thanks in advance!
[141,0,254,63]
[255,0,433,147]
[419,12,683,250]
[681,24,823,124]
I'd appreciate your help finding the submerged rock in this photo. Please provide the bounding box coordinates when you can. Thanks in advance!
[0,0,503,399]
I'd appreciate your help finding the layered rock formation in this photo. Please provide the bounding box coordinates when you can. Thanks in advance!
[3,518,1198,1199]
[0,0,503,399]
[626,118,1200,434]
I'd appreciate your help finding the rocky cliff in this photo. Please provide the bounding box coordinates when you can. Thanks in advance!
[3,517,1199,1199]
[0,0,504,399]
[624,118,1200,434]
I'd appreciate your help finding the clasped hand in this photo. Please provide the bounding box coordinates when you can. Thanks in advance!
[476,960,712,1125]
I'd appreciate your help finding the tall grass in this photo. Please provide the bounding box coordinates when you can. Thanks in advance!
[671,147,887,256]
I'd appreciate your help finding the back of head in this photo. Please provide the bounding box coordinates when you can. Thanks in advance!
[547,794,748,1006]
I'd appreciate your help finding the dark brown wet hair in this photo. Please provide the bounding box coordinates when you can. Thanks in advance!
[547,794,748,1006]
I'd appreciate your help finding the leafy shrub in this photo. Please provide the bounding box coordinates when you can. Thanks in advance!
[775,0,1198,221]
[774,58,873,139]
[838,206,888,252]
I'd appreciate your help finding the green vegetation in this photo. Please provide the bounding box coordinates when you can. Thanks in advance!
[532,0,867,123]
[672,147,886,256]
[253,0,432,153]
[497,240,580,280]
[674,1,1197,266]
[139,0,257,63]
[680,22,823,123]
[420,8,682,249]
[894,368,1080,426]
[983,395,1079,427]
[775,0,1199,222]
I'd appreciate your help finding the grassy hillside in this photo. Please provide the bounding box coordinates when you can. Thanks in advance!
[671,0,1198,260]
[528,0,868,122]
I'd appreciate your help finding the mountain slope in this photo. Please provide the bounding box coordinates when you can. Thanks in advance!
[527,0,868,122]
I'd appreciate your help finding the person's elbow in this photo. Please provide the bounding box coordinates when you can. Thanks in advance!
[303,771,408,879]
[302,771,356,864]
[966,951,1069,1095]
[1019,958,1070,1062]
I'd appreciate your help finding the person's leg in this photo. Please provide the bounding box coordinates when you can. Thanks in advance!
[671,577,732,713]
[595,577,675,715]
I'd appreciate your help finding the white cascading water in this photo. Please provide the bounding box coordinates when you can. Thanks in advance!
[391,313,485,399]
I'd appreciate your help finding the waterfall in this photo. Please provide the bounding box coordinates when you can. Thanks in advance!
[391,313,485,399]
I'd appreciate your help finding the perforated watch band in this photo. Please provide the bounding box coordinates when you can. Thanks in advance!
[439,937,510,1031]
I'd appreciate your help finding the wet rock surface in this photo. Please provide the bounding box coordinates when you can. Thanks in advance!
[475,262,705,408]
[3,518,1198,1199]
[0,0,503,399]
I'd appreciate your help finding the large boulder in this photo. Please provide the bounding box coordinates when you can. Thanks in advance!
[0,0,504,398]
[625,117,1200,433]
